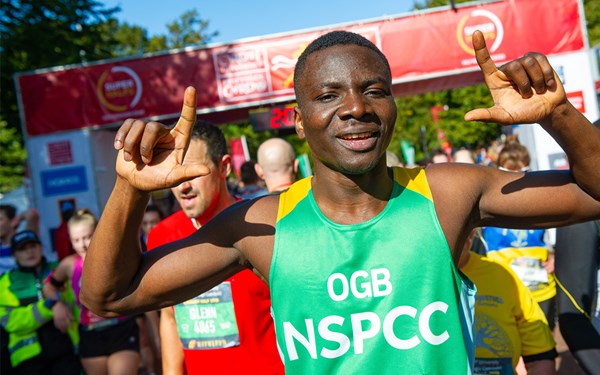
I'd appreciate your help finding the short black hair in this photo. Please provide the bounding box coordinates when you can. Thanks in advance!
[0,205,16,220]
[145,204,165,220]
[293,30,391,91]
[240,160,260,184]
[191,120,228,167]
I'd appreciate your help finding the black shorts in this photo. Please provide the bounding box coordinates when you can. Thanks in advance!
[78,318,139,358]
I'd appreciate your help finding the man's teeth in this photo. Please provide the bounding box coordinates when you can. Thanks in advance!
[340,132,373,140]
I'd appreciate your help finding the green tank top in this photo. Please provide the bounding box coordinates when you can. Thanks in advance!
[270,167,475,374]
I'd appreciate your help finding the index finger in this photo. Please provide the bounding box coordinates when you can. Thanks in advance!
[172,86,197,139]
[472,30,497,77]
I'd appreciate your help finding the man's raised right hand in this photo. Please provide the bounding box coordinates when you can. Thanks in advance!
[113,86,210,192]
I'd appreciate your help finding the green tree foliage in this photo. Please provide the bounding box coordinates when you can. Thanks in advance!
[0,120,26,192]
[0,0,120,193]
[585,0,600,46]
[0,2,217,193]
[390,84,499,164]
[165,9,218,49]
[414,0,471,10]
[109,19,149,56]
[109,9,219,55]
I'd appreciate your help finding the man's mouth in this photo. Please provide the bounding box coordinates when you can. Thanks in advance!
[337,131,380,151]
[337,131,379,140]
[180,195,197,207]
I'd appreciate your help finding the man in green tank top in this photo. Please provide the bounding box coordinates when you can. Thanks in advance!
[82,30,600,374]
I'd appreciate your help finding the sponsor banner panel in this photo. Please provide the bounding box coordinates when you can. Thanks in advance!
[17,0,583,135]
[26,131,101,260]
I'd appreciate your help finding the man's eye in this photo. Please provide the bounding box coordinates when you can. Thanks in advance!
[317,94,336,102]
[366,89,386,97]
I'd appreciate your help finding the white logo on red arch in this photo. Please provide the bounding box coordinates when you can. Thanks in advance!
[96,66,142,112]
[456,9,504,56]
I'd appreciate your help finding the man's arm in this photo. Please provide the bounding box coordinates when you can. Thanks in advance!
[429,32,600,256]
[160,307,186,375]
[80,88,246,316]
[465,30,600,204]
[523,359,555,375]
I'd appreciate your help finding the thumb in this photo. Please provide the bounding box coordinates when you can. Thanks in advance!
[169,164,211,185]
[464,108,492,122]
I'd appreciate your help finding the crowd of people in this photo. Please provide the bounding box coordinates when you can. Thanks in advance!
[1,29,600,375]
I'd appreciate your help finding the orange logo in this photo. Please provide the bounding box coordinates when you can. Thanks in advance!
[96,66,142,112]
[456,9,504,56]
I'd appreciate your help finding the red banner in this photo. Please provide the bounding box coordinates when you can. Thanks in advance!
[16,0,584,136]
[229,136,249,178]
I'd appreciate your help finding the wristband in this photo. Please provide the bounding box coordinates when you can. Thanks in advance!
[48,275,65,288]
[43,298,57,309]
[43,291,61,310]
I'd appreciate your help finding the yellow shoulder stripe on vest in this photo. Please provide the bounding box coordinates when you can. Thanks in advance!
[392,167,433,201]
[277,176,313,222]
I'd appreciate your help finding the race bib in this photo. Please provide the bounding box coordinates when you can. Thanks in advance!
[510,257,548,291]
[174,281,240,350]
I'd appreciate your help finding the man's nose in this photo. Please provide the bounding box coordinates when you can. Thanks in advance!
[338,92,371,119]
[177,180,192,192]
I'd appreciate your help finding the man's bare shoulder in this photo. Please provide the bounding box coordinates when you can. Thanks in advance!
[249,193,280,220]
[200,194,279,252]
[425,162,489,194]
[423,163,491,248]
[224,194,280,227]
[210,194,279,280]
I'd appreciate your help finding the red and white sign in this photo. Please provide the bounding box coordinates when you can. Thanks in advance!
[16,0,584,136]
[47,140,73,166]
[567,91,586,113]
[229,136,250,178]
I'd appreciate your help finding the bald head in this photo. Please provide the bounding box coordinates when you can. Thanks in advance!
[256,138,298,192]
[453,149,475,164]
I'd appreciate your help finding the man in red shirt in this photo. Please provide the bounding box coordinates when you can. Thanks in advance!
[147,121,283,375]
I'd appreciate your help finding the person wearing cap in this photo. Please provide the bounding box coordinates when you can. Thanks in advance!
[0,205,40,275]
[0,230,80,374]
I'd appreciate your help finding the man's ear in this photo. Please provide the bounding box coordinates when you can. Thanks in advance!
[293,158,299,174]
[294,107,305,139]
[220,154,233,178]
[255,163,264,179]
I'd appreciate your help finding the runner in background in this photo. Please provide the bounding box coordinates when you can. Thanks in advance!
[137,204,165,375]
[481,141,557,329]
[555,219,600,374]
[234,160,268,199]
[255,138,298,193]
[146,121,282,375]
[461,229,556,374]
[44,209,140,375]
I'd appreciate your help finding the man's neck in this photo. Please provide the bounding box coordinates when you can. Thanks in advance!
[191,191,236,227]
[268,180,294,193]
[310,161,394,225]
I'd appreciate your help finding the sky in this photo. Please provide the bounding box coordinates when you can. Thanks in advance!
[100,0,419,45]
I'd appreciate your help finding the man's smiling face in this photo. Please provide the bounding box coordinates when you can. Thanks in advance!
[294,44,396,175]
